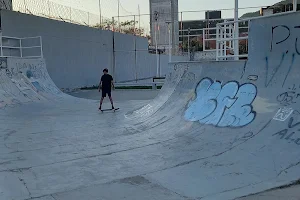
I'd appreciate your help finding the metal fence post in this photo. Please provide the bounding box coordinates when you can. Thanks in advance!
[70,7,72,22]
[188,27,190,60]
[134,15,136,35]
[20,39,23,58]
[40,36,44,58]
[216,25,219,61]
[0,34,3,57]
[180,12,183,54]
[203,28,205,52]
[112,17,116,80]
[24,0,27,13]
[99,0,102,26]
[234,0,239,60]
[48,0,51,16]
[294,0,298,11]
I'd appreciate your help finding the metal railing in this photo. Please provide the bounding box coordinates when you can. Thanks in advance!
[203,27,218,52]
[0,36,43,58]
[216,21,248,61]
[215,10,299,61]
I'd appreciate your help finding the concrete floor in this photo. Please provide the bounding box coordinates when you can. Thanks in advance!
[238,185,300,200]
[67,89,300,200]
[68,89,160,102]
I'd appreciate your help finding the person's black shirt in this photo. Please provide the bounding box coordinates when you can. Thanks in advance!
[101,74,113,90]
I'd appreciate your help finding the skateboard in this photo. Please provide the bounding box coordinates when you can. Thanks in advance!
[100,108,119,113]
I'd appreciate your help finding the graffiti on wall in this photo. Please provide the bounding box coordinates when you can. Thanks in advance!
[11,60,48,80]
[270,25,300,54]
[273,107,294,122]
[266,24,300,88]
[184,78,257,127]
[277,84,300,106]
[9,59,62,96]
[273,115,300,146]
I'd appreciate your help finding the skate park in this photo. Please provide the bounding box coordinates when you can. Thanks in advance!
[1,0,300,199]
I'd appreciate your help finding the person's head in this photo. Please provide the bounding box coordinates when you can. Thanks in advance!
[103,68,108,74]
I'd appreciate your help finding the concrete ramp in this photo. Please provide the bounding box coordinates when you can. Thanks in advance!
[6,58,68,100]
[1,12,300,200]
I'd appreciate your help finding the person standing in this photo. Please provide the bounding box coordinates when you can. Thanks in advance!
[98,68,114,110]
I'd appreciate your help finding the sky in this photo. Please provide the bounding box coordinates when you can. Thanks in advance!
[48,0,281,31]
[50,0,281,18]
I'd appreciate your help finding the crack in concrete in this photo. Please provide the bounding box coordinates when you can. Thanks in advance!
[51,194,58,200]
[3,130,16,141]
[278,161,300,176]
[235,179,300,199]
[146,120,272,174]
[0,140,164,173]
[18,177,31,197]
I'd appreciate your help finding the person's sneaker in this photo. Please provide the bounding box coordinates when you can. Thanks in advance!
[99,106,102,110]
[112,106,115,110]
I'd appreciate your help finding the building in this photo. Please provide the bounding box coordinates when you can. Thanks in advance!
[149,0,179,54]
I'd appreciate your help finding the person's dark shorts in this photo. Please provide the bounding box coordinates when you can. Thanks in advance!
[102,89,111,98]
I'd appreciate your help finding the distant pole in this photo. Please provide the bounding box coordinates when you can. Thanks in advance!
[118,0,120,32]
[234,0,239,60]
[155,22,159,77]
[70,7,72,22]
[24,0,27,13]
[99,0,102,27]
[138,5,141,35]
[293,0,297,11]
[188,27,190,61]
[48,0,50,16]
[133,15,136,35]
[167,22,172,62]
[180,12,183,54]
[154,11,159,77]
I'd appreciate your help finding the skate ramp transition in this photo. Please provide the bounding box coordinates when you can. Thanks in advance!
[1,11,300,200]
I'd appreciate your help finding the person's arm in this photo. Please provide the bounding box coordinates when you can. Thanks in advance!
[98,81,102,92]
[111,80,115,90]
[99,77,103,92]
[111,76,115,90]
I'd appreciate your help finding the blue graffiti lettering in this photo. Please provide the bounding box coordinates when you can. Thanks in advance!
[184,78,257,127]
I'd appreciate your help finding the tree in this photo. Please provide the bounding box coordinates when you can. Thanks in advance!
[181,38,204,52]
[93,18,117,30]
[93,19,146,36]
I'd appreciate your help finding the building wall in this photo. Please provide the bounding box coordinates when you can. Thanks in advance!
[1,10,186,89]
[149,0,179,51]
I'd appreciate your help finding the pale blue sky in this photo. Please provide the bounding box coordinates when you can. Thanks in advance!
[50,0,281,18]
[49,0,281,31]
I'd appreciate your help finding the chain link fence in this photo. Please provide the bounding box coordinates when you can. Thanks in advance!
[12,0,110,28]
